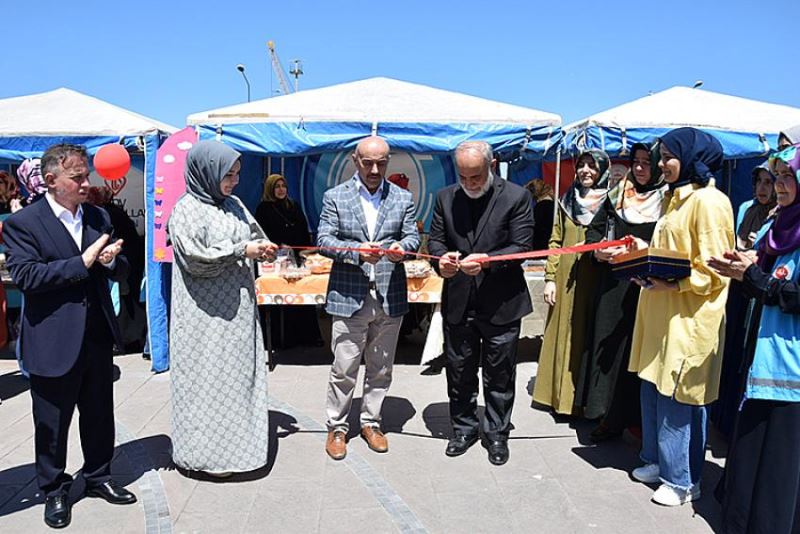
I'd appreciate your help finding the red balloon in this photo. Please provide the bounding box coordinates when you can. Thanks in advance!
[94,144,131,180]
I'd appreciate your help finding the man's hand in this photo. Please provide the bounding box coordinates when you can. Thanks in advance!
[594,245,625,263]
[543,280,557,306]
[98,239,124,266]
[438,251,460,278]
[82,234,110,269]
[709,250,754,282]
[459,253,488,276]
[386,242,405,262]
[359,242,383,264]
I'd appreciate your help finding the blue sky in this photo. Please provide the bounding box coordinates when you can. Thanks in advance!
[3,0,797,128]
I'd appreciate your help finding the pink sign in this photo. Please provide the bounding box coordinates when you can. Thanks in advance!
[152,127,198,262]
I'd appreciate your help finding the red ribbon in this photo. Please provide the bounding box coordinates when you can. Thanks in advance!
[283,236,633,264]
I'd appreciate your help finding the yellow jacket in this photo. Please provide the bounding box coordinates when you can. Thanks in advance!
[628,181,734,405]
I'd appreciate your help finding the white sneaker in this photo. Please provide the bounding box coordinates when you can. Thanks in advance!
[651,483,701,506]
[632,463,660,483]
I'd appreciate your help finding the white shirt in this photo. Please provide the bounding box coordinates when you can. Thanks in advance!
[357,175,384,240]
[356,175,386,282]
[45,193,115,269]
[45,192,83,249]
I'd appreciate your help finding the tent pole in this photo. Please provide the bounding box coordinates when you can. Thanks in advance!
[554,145,562,226]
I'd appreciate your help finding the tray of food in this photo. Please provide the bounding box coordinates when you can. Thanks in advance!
[404,259,433,279]
[302,252,334,275]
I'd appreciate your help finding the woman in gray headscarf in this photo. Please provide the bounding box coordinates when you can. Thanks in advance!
[778,124,800,151]
[168,140,276,476]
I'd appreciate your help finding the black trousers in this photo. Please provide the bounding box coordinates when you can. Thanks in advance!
[722,399,800,534]
[30,306,115,497]
[444,317,520,441]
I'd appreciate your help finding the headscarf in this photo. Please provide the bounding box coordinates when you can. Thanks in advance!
[184,140,240,205]
[261,173,292,206]
[759,144,800,261]
[737,162,776,248]
[560,149,610,226]
[778,124,800,147]
[526,179,554,201]
[16,158,47,200]
[607,142,667,224]
[659,127,724,191]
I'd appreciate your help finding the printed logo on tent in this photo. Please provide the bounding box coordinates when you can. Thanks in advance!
[301,150,456,231]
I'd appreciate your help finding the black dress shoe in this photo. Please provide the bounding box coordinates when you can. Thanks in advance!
[44,494,71,529]
[485,439,509,466]
[445,434,479,457]
[86,481,137,505]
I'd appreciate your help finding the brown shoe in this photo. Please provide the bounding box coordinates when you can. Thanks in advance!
[361,426,388,453]
[326,430,347,460]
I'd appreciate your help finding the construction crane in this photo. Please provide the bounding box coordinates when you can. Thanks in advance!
[267,40,293,95]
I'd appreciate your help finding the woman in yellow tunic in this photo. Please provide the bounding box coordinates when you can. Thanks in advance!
[533,149,609,414]
[627,128,734,507]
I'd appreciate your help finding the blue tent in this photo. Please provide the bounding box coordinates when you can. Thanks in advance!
[562,86,800,206]
[137,77,563,370]
[0,88,175,370]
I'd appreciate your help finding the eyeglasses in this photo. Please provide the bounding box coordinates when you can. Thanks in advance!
[357,157,390,168]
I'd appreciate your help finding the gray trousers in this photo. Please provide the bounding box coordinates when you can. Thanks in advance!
[325,290,403,432]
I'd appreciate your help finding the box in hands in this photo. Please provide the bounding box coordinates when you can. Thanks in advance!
[610,247,691,281]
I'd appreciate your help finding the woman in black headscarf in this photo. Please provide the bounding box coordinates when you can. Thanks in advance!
[576,142,668,441]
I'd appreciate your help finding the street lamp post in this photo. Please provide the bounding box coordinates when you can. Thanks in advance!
[236,64,251,102]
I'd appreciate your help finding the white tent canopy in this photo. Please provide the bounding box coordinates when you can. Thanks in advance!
[187,76,560,126]
[0,87,176,137]
[566,86,800,133]
[564,86,800,158]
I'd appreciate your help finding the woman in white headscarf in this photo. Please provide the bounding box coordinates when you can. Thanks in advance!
[168,140,276,476]
[533,149,610,415]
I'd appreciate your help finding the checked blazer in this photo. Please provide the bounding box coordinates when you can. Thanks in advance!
[317,175,420,318]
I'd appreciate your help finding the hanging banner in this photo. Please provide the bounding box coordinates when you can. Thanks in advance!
[152,127,198,262]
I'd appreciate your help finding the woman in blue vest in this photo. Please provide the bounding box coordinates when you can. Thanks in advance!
[709,144,800,534]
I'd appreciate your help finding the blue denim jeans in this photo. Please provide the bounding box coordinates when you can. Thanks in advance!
[640,380,707,490]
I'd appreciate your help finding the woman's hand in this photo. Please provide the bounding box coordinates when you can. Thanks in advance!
[632,277,677,291]
[626,236,649,252]
[543,280,557,306]
[708,250,754,282]
[594,245,625,263]
[245,240,277,261]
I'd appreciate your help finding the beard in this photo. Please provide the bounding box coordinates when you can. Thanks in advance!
[459,175,493,199]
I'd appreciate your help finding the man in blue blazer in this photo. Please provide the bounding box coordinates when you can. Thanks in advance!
[4,144,136,529]
[317,136,419,460]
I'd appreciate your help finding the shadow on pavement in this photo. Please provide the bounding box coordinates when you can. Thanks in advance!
[0,434,174,518]
[0,370,29,402]
[179,409,299,483]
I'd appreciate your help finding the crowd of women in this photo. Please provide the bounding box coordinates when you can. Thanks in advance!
[531,126,800,532]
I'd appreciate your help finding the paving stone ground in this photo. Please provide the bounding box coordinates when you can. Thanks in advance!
[0,334,725,533]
